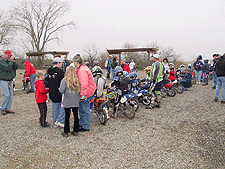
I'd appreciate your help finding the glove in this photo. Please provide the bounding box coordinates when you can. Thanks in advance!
[152,79,156,84]
[80,95,87,102]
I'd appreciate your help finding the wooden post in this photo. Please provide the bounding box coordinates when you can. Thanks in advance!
[119,53,121,66]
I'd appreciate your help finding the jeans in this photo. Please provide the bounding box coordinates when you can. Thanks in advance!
[52,102,65,126]
[111,69,115,81]
[0,80,13,111]
[195,70,202,83]
[107,67,111,79]
[30,73,36,92]
[214,76,225,101]
[79,96,92,130]
[213,71,217,86]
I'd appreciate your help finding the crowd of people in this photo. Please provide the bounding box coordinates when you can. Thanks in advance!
[0,49,224,138]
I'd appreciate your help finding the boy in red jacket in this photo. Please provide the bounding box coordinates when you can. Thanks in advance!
[35,71,49,127]
[22,60,37,93]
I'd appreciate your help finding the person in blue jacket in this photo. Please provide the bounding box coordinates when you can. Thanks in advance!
[193,55,203,84]
[179,68,192,90]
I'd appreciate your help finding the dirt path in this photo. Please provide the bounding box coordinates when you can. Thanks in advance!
[0,69,224,168]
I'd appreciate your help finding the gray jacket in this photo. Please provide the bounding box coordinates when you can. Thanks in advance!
[59,79,79,108]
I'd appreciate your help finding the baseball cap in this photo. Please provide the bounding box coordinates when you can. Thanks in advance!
[4,50,12,56]
[152,54,159,59]
[51,57,62,64]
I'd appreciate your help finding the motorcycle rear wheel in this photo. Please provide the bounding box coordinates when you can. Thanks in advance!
[96,109,107,125]
[167,88,176,97]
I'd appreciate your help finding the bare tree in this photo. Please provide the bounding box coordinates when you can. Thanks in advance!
[159,47,181,63]
[83,44,98,67]
[10,0,75,52]
[146,41,160,61]
[0,12,13,47]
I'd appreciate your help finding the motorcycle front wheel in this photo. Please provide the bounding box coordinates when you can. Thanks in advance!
[167,88,176,97]
[96,109,107,125]
[121,102,135,119]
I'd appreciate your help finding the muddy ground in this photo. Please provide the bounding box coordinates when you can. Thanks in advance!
[0,69,224,168]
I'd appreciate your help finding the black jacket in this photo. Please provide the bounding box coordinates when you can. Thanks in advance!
[45,66,64,102]
[215,56,225,77]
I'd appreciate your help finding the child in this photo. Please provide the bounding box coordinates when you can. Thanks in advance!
[202,59,209,86]
[34,71,49,127]
[59,66,80,137]
[91,65,110,119]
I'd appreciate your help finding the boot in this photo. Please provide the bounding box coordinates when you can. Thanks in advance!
[145,97,155,109]
[155,95,162,108]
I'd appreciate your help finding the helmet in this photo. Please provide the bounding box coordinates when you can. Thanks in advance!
[92,66,103,77]
[94,61,99,66]
[85,62,89,67]
[188,64,191,68]
[123,71,130,79]
[180,64,185,68]
[130,72,137,79]
[144,66,151,74]
[114,66,123,76]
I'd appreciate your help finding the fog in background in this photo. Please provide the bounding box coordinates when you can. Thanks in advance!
[1,0,224,61]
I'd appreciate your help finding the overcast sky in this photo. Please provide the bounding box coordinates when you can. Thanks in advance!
[1,0,224,61]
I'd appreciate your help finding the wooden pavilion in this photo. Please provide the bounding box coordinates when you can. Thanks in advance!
[107,47,158,65]
[26,51,69,68]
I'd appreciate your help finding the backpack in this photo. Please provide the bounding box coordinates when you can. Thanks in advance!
[94,76,106,97]
[118,76,129,91]
[105,60,108,68]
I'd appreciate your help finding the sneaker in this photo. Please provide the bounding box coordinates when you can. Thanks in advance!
[71,131,78,136]
[0,109,6,115]
[214,98,218,102]
[79,128,90,132]
[55,121,64,128]
[212,86,216,89]
[221,100,225,104]
[61,132,69,137]
[6,110,15,114]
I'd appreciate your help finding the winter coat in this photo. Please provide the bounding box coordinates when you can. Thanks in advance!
[202,60,209,74]
[123,64,130,73]
[0,57,18,81]
[24,60,36,77]
[193,58,203,71]
[215,56,225,77]
[76,65,96,98]
[45,66,64,102]
[58,79,79,108]
[35,79,49,103]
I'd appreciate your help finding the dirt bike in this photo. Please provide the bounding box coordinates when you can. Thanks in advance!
[21,72,30,93]
[105,88,138,119]
[160,82,176,97]
[90,96,108,125]
[170,79,184,94]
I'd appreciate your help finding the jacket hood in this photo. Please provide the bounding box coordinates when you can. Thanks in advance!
[47,66,60,75]
[34,79,42,88]
[204,60,209,63]
[197,55,202,61]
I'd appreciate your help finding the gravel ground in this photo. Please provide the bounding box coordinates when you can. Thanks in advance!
[0,69,224,168]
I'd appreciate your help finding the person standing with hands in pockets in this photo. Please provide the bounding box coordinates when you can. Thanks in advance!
[0,50,19,115]
[73,54,96,132]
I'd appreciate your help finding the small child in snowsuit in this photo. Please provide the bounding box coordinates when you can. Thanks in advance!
[35,71,49,127]
[201,59,209,86]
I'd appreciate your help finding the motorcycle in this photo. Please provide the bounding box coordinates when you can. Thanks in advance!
[105,88,138,119]
[90,96,108,125]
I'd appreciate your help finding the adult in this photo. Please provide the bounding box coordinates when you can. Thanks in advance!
[45,57,65,127]
[146,54,164,109]
[214,54,225,103]
[129,60,136,73]
[22,60,37,93]
[212,54,219,89]
[111,57,118,81]
[0,50,19,115]
[73,54,96,132]
[105,55,112,79]
[179,68,192,91]
[162,58,169,74]
[193,55,203,84]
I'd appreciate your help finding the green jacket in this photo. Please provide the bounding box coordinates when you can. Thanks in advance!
[0,57,19,81]
[150,61,164,82]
